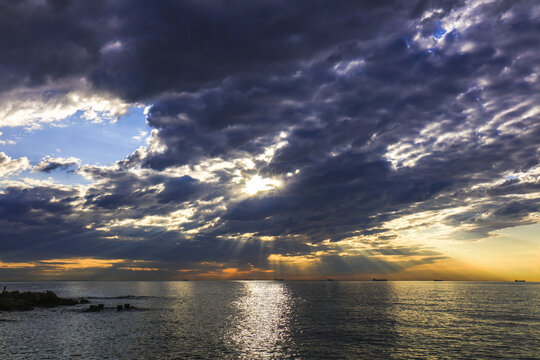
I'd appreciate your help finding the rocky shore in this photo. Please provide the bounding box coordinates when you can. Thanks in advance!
[0,290,87,311]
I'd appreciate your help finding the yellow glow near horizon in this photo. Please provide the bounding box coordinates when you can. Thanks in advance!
[244,175,281,195]
[39,258,125,269]
[0,261,36,269]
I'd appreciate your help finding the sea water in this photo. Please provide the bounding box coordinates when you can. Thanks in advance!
[0,281,538,359]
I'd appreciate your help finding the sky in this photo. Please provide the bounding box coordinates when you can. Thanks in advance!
[0,0,539,281]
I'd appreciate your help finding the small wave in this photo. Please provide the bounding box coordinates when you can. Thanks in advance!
[86,295,160,300]
[71,306,151,313]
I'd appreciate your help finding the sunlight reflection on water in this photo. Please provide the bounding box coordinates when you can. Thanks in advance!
[231,281,295,359]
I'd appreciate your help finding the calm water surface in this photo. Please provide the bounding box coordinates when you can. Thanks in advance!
[0,281,538,359]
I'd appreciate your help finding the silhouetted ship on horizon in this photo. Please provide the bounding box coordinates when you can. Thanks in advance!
[372,278,387,281]
[514,280,526,282]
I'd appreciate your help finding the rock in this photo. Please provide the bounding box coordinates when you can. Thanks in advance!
[0,296,34,311]
[0,290,82,311]
[84,305,102,312]
[117,305,123,311]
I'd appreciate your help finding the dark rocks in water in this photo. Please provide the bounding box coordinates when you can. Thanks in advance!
[117,303,133,311]
[86,303,135,312]
[0,296,34,311]
[0,290,85,311]
[84,305,102,312]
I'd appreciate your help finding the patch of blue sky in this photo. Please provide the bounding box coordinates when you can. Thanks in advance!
[0,106,150,165]
[0,105,151,185]
[433,21,446,39]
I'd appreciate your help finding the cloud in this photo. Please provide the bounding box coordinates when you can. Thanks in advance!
[0,0,539,278]
[34,156,80,173]
[0,81,131,129]
[0,152,30,177]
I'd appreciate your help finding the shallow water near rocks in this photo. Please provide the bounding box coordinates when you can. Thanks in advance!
[0,281,538,359]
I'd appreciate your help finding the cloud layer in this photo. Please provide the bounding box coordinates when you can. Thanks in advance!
[0,0,539,279]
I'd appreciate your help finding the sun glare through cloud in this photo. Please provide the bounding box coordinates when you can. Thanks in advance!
[244,175,281,196]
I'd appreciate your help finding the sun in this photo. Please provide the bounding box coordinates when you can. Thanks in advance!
[244,175,281,195]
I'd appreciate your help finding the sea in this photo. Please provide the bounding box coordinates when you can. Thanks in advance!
[0,281,538,359]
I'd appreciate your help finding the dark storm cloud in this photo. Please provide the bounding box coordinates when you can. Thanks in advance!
[90,0,415,101]
[0,0,539,278]
[0,0,105,92]
[0,0,412,98]
[0,186,75,221]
